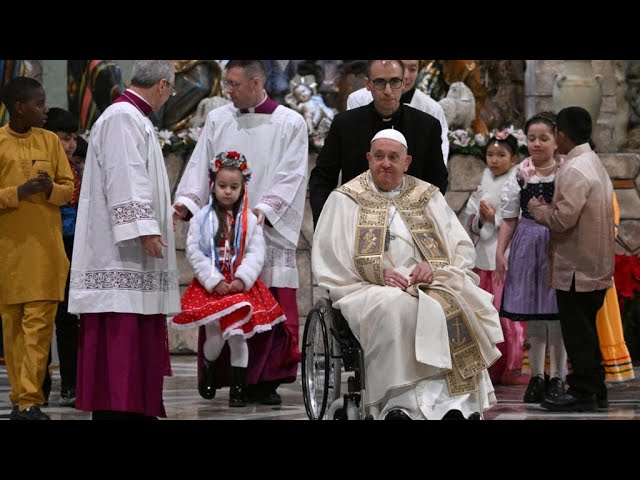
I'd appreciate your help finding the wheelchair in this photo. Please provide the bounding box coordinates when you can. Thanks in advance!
[301,297,374,420]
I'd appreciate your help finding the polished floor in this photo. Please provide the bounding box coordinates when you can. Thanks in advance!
[1,355,639,420]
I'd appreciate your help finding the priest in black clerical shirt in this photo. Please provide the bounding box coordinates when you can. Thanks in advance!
[309,59,448,226]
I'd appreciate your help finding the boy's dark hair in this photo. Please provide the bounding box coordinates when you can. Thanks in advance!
[0,76,43,115]
[74,135,88,158]
[556,106,592,145]
[43,107,78,133]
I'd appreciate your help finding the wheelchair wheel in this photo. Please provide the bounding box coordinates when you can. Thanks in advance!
[302,298,342,420]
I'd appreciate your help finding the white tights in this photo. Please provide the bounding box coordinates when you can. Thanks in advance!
[203,322,248,368]
[527,320,567,379]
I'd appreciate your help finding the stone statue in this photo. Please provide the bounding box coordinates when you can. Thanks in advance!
[285,76,335,150]
[438,82,476,131]
[614,60,630,149]
[625,60,640,149]
[188,95,231,128]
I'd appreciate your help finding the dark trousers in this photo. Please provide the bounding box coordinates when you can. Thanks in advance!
[43,235,79,396]
[556,278,607,397]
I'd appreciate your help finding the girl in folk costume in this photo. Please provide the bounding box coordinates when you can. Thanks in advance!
[496,112,567,404]
[171,151,286,407]
[465,131,529,386]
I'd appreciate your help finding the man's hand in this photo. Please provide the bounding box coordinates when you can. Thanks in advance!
[408,261,434,286]
[214,280,230,295]
[383,268,409,289]
[173,203,188,232]
[17,174,53,200]
[252,208,265,226]
[228,279,246,293]
[141,234,168,259]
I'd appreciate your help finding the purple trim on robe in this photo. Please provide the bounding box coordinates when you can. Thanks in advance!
[196,287,300,388]
[76,312,171,417]
[113,90,153,117]
[239,96,279,115]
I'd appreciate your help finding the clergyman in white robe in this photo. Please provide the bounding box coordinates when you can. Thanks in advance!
[68,61,181,419]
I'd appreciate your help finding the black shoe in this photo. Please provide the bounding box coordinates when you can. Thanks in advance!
[9,405,21,421]
[597,389,609,409]
[17,406,51,420]
[384,409,412,420]
[541,392,597,412]
[198,359,217,400]
[442,409,467,420]
[258,391,282,406]
[229,367,247,408]
[545,377,565,401]
[523,376,546,403]
[244,384,259,403]
[59,388,76,407]
[467,412,482,420]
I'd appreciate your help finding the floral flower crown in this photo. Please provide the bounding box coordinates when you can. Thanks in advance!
[489,126,527,148]
[208,151,252,183]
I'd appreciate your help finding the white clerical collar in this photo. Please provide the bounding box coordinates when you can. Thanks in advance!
[125,89,152,107]
[245,91,268,113]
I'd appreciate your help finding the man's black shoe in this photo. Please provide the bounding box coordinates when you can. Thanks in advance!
[442,409,466,420]
[9,405,21,421]
[259,391,282,405]
[540,392,597,412]
[384,409,412,420]
[545,377,565,401]
[17,406,51,420]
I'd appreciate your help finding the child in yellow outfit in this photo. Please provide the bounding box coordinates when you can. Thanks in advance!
[0,77,74,420]
[595,193,635,387]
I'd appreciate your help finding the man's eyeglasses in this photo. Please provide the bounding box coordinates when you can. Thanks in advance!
[370,77,404,90]
[222,79,245,90]
[165,80,177,97]
[222,77,257,90]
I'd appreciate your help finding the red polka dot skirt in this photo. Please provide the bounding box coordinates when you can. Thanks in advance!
[171,273,286,340]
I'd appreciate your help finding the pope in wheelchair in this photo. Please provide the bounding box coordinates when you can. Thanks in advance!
[311,129,504,420]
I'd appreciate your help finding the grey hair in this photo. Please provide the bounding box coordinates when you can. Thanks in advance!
[130,60,175,88]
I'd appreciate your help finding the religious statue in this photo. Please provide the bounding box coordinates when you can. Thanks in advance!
[418,60,513,136]
[625,60,640,149]
[285,76,335,150]
[438,82,476,131]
